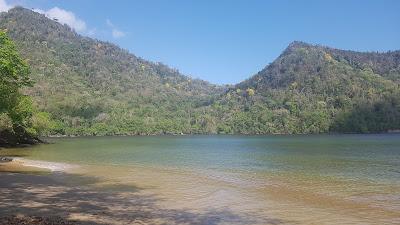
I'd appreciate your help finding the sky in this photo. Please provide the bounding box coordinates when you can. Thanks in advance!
[1,0,400,84]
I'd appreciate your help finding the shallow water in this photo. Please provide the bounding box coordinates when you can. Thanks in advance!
[4,134,400,224]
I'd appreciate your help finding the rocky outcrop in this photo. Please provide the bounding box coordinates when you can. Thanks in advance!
[0,127,42,148]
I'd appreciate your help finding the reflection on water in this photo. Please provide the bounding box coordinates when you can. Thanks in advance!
[3,134,400,224]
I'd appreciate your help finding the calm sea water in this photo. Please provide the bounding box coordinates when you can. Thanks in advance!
[5,134,400,224]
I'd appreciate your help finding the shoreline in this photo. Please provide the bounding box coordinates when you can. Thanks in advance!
[0,159,271,225]
[2,132,399,150]
[39,131,400,140]
[0,157,76,173]
[46,131,400,137]
[0,139,46,150]
[1,154,399,224]
[0,158,48,173]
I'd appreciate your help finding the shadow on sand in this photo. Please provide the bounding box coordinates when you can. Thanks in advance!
[0,171,289,225]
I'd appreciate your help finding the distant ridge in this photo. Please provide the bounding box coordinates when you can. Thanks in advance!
[1,7,399,135]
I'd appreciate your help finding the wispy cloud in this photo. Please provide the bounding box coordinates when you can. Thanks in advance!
[0,0,12,12]
[34,7,87,33]
[1,0,122,39]
[112,29,125,38]
[106,19,126,38]
[0,1,88,33]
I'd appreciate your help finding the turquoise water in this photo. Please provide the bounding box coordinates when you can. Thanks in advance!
[4,134,400,224]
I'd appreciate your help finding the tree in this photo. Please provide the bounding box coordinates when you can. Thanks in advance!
[0,30,37,145]
[246,88,255,97]
[0,30,31,89]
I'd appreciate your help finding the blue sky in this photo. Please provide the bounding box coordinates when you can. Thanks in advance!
[2,0,400,84]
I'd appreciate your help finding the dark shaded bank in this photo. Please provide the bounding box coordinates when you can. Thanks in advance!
[0,215,77,225]
[0,172,287,225]
[0,128,44,148]
[331,95,400,133]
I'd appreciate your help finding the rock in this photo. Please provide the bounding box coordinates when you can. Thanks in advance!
[0,157,13,162]
[0,128,45,148]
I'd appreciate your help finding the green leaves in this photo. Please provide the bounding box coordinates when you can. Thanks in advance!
[0,30,31,88]
[0,31,40,143]
[1,8,399,136]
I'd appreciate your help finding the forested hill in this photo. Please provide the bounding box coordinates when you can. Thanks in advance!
[238,41,400,90]
[225,41,400,134]
[0,7,221,97]
[0,7,399,136]
[0,7,225,135]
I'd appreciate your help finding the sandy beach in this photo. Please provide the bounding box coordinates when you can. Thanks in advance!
[0,160,272,225]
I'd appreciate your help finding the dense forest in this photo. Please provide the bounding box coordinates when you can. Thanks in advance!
[226,42,400,134]
[0,7,399,138]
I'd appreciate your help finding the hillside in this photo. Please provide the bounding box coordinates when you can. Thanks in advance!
[0,7,224,135]
[215,42,400,134]
[238,41,400,90]
[0,7,399,135]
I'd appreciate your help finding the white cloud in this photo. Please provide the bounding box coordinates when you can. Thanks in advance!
[106,19,125,38]
[1,1,122,39]
[106,19,113,27]
[0,0,12,12]
[112,29,125,38]
[34,7,87,32]
[32,8,44,14]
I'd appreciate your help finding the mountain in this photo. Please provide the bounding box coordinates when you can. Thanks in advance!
[239,41,400,90]
[0,7,225,135]
[0,7,399,135]
[217,41,400,134]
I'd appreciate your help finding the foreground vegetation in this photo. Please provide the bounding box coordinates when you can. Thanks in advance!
[0,31,46,146]
[0,7,399,137]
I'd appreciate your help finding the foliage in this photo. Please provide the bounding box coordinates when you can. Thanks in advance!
[0,30,31,131]
[331,91,400,133]
[0,30,42,145]
[0,113,13,132]
[1,8,399,136]
[231,41,400,134]
[0,29,52,145]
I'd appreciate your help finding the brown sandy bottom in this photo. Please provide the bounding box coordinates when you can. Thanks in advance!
[0,161,285,225]
[1,160,400,225]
